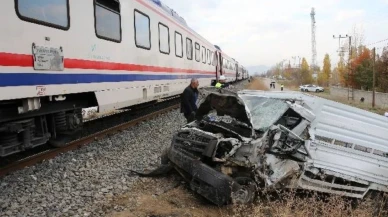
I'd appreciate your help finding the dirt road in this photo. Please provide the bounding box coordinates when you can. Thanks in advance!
[262,78,288,91]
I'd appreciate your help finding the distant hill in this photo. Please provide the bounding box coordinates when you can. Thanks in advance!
[246,65,269,75]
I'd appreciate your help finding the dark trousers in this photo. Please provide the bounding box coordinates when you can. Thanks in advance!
[184,112,196,123]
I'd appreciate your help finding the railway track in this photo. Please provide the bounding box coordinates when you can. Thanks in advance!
[0,98,180,178]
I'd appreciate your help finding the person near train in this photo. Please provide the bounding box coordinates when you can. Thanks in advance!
[215,75,229,89]
[281,84,284,91]
[181,78,199,123]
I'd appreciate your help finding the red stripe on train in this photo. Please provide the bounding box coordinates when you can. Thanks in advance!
[0,52,221,75]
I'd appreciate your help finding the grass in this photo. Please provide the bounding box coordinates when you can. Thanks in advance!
[308,90,386,115]
[229,190,388,217]
[110,179,388,217]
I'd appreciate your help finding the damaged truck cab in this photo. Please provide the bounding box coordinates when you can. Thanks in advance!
[165,89,388,205]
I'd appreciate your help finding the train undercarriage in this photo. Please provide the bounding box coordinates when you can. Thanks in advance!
[0,93,96,157]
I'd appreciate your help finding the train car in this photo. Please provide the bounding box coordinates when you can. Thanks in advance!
[212,45,240,84]
[0,0,242,157]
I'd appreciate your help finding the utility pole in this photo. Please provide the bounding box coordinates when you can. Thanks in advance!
[372,47,376,108]
[280,59,287,78]
[298,56,301,68]
[311,8,317,77]
[333,34,348,50]
[292,56,296,67]
[333,34,352,100]
[292,56,301,68]
[348,36,353,101]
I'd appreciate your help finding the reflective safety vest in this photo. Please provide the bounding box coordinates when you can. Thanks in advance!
[215,82,222,88]
[281,85,284,88]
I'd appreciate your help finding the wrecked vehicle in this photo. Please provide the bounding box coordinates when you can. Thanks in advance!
[138,88,388,205]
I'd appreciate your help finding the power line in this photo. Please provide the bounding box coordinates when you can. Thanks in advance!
[365,37,388,47]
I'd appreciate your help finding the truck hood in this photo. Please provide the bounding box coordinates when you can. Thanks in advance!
[196,89,315,132]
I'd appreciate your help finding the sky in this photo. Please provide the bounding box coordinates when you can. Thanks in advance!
[162,0,388,72]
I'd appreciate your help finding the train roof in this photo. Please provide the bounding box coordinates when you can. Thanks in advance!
[149,0,187,26]
[148,0,239,64]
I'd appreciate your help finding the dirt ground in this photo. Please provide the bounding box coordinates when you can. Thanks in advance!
[246,78,270,91]
[106,176,236,217]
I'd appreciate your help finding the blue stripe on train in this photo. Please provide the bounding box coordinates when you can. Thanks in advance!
[0,73,215,87]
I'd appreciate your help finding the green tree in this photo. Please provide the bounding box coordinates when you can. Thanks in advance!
[300,58,313,84]
[330,67,340,85]
[376,47,388,92]
[352,47,372,90]
[337,58,347,86]
[318,54,331,87]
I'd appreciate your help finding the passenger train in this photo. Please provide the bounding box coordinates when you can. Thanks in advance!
[0,0,249,157]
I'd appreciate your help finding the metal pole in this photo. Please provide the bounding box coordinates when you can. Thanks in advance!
[348,36,351,100]
[372,47,376,108]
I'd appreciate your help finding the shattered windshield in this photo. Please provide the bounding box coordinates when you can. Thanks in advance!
[239,95,289,131]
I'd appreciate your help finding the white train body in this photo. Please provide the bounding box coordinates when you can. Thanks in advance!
[0,0,250,157]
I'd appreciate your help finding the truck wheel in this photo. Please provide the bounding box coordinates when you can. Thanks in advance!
[231,177,256,204]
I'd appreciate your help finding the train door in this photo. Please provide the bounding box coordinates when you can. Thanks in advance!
[235,63,239,81]
[215,51,223,80]
[218,51,223,78]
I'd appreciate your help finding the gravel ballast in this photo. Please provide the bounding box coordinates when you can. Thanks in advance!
[0,81,249,217]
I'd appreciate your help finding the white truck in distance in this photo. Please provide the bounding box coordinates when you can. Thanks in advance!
[300,84,324,92]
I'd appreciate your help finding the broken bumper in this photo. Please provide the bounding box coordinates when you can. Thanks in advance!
[168,141,241,205]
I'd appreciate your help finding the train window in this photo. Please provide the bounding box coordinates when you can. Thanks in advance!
[207,49,211,65]
[16,0,70,30]
[186,38,193,60]
[195,43,200,62]
[135,10,151,49]
[95,0,122,42]
[201,46,206,64]
[175,32,183,58]
[158,23,170,54]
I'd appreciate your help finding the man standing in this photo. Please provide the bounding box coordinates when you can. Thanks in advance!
[181,78,199,123]
[215,75,229,89]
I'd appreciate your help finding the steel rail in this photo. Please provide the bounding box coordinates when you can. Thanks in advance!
[0,103,179,178]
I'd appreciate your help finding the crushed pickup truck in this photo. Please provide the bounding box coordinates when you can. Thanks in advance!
[137,88,388,205]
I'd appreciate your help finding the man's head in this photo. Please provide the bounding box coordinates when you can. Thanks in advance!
[190,78,199,89]
[219,75,226,83]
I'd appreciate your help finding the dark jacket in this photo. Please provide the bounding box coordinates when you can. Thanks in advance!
[181,85,198,115]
